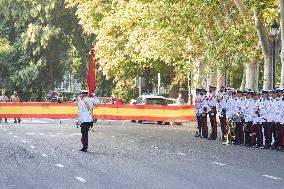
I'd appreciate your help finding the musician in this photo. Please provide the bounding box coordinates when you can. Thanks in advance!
[195,88,202,137]
[269,90,280,150]
[260,90,271,149]
[234,90,245,145]
[200,88,208,138]
[77,90,100,152]
[225,89,237,144]
[217,86,227,141]
[207,85,218,140]
[280,90,284,151]
[253,92,262,148]
[244,90,255,147]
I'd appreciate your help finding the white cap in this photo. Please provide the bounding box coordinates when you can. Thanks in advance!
[80,90,88,94]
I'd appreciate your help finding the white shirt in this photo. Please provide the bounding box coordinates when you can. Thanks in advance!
[78,97,100,124]
[207,92,217,112]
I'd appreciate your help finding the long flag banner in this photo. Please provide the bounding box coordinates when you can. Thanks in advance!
[0,103,195,121]
[86,47,96,97]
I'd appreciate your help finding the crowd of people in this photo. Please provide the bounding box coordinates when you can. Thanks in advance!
[0,90,21,123]
[195,85,284,152]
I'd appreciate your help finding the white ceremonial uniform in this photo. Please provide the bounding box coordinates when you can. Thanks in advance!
[259,98,269,123]
[200,95,208,114]
[78,97,100,124]
[226,96,235,119]
[217,92,227,116]
[244,98,254,122]
[195,94,202,115]
[275,98,282,123]
[207,92,217,113]
[268,98,277,123]
[253,99,262,125]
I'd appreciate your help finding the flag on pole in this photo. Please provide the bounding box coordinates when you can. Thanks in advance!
[86,46,96,97]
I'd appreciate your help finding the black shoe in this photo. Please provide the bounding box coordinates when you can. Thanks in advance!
[14,121,17,123]
[79,148,87,152]
[18,119,21,123]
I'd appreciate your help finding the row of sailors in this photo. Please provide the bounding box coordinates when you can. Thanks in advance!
[194,85,284,151]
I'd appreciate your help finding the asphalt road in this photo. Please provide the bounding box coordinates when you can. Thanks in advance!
[0,119,283,189]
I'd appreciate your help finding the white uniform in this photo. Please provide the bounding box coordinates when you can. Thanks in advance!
[78,97,100,124]
[195,94,202,115]
[259,98,269,123]
[207,92,217,112]
[244,98,254,122]
[268,98,277,123]
[253,99,261,124]
[226,96,235,119]
[274,98,282,123]
[200,95,208,114]
[217,92,227,116]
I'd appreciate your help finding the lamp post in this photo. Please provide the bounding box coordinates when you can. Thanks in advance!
[270,20,280,89]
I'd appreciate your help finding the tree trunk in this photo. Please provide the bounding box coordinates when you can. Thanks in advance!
[254,8,272,90]
[245,56,259,90]
[240,66,246,90]
[280,0,284,88]
[217,68,225,91]
[232,0,248,24]
[168,65,179,98]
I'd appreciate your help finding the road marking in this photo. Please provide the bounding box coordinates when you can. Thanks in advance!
[98,133,102,135]
[29,146,35,149]
[22,140,26,143]
[41,154,48,157]
[177,152,186,156]
[154,146,158,149]
[14,136,18,138]
[262,175,282,180]
[70,133,81,136]
[212,162,225,166]
[3,129,7,131]
[26,133,35,135]
[9,133,12,135]
[55,164,64,168]
[111,136,115,138]
[75,177,87,183]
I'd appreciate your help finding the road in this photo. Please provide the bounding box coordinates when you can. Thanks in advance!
[0,119,283,189]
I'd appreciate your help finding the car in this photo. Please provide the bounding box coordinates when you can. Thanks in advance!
[131,94,169,125]
[134,94,167,106]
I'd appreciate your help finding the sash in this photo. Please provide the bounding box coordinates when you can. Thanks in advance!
[82,98,93,115]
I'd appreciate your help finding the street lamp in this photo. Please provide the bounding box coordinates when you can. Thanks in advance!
[270,20,280,89]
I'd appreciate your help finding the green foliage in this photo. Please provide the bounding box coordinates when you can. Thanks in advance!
[0,0,92,100]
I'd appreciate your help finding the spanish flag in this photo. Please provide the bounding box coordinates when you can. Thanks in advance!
[86,47,96,97]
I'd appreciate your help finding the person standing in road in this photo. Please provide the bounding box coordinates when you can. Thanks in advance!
[77,90,100,152]
[0,91,9,123]
[195,88,202,137]
[10,91,21,123]
[207,85,218,140]
[200,88,208,138]
[217,86,228,141]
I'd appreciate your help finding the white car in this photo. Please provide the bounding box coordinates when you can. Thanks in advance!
[131,94,170,125]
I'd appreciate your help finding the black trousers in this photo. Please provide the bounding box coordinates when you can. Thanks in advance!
[209,112,217,140]
[196,114,202,135]
[80,122,93,149]
[235,122,244,144]
[219,115,227,140]
[263,122,272,147]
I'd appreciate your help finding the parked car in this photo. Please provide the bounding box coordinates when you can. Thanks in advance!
[131,94,170,125]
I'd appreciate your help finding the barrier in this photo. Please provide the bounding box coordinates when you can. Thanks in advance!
[0,103,196,121]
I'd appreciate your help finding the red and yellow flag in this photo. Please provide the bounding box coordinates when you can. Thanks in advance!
[86,47,96,97]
